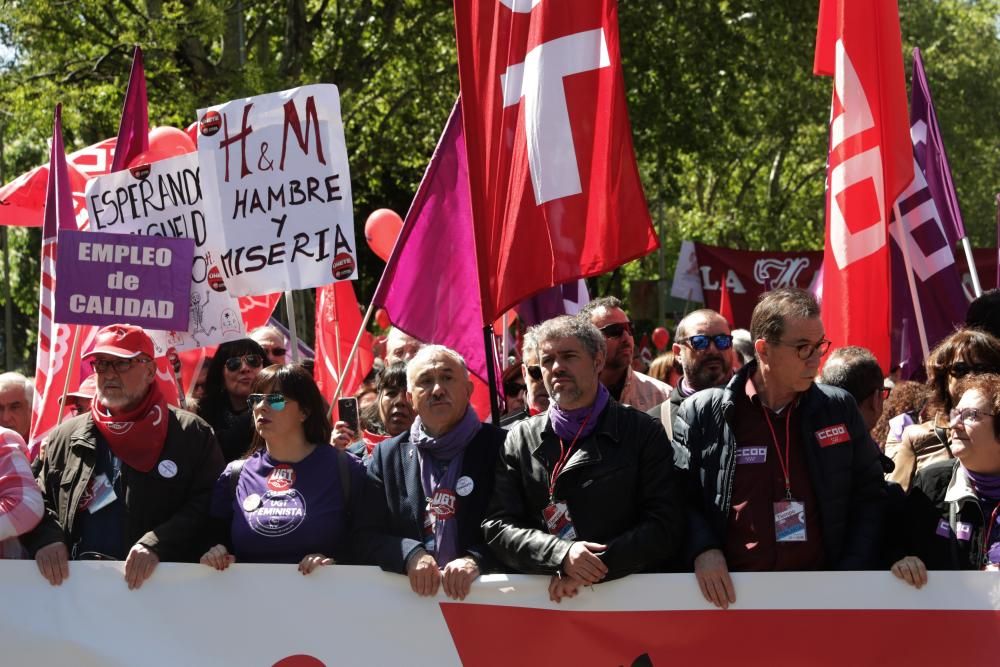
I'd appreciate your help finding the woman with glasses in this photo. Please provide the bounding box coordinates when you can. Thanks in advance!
[201,364,365,571]
[193,339,268,462]
[891,373,1000,585]
[887,329,1000,491]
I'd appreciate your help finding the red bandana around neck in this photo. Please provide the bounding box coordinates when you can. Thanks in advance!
[91,383,169,473]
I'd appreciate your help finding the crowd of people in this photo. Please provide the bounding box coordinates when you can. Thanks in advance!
[1,286,999,605]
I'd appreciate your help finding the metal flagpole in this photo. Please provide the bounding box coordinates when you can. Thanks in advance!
[284,291,300,362]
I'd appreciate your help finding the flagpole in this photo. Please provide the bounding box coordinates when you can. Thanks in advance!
[284,290,300,363]
[501,312,509,369]
[483,325,501,424]
[55,326,82,427]
[893,202,931,360]
[327,300,376,421]
[960,236,983,298]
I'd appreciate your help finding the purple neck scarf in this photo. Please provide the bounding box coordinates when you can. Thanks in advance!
[961,464,1000,502]
[678,378,697,398]
[548,383,610,441]
[410,406,482,566]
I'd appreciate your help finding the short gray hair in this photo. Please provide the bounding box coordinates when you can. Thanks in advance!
[0,372,33,406]
[534,315,606,359]
[406,344,470,388]
[522,327,540,361]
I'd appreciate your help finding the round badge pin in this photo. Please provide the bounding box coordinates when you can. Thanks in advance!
[157,460,178,479]
[243,493,262,512]
[456,476,475,497]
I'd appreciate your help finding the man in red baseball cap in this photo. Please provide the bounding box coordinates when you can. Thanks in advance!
[22,324,224,590]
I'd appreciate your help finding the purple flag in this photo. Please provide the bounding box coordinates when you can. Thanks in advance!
[515,279,590,327]
[109,45,149,173]
[370,99,489,382]
[888,49,969,380]
[911,48,966,246]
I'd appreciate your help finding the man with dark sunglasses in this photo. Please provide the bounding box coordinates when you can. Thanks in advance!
[580,296,670,412]
[250,326,288,366]
[672,289,885,609]
[648,309,737,440]
[22,324,224,591]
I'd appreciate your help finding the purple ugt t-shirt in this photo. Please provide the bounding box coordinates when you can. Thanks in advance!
[210,446,361,564]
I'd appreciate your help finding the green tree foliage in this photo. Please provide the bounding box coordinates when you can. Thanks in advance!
[1,0,998,371]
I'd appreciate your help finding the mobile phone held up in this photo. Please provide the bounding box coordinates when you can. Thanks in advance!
[338,397,360,433]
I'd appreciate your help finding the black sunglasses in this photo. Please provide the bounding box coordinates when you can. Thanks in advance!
[267,347,287,357]
[599,321,634,339]
[949,362,995,379]
[525,365,543,380]
[680,334,734,351]
[225,354,264,372]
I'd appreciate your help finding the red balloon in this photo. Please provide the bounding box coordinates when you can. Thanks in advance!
[127,126,196,168]
[365,209,403,262]
[652,326,670,351]
[375,308,391,330]
[184,121,199,148]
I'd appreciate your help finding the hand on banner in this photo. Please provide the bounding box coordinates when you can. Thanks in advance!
[35,542,70,586]
[441,557,480,601]
[561,541,608,585]
[200,544,236,571]
[331,422,355,450]
[548,573,585,603]
[406,548,441,597]
[891,556,928,589]
[124,543,160,590]
[298,554,335,575]
[694,548,736,609]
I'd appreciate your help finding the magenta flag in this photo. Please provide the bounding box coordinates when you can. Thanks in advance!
[109,45,149,173]
[29,105,88,455]
[370,99,489,382]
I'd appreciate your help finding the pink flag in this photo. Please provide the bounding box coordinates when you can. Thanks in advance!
[109,45,149,173]
[315,281,374,407]
[370,99,491,383]
[29,106,88,457]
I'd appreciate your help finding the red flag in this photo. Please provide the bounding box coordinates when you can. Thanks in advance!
[109,45,149,173]
[454,0,658,324]
[814,0,913,371]
[238,293,282,331]
[718,278,735,327]
[314,282,374,407]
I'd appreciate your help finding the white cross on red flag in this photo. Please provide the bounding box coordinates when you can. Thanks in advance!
[814,0,913,371]
[454,0,657,323]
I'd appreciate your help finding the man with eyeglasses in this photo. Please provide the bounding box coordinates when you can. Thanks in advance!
[580,296,670,413]
[500,328,551,429]
[648,309,737,440]
[672,288,886,609]
[250,325,288,366]
[21,324,224,591]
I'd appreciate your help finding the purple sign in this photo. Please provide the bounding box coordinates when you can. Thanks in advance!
[55,230,195,330]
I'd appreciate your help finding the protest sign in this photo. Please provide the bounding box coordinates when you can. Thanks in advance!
[196,84,357,296]
[54,229,193,331]
[670,242,823,327]
[85,152,249,355]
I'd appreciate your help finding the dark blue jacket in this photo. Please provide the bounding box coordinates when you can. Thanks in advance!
[672,361,887,569]
[356,423,505,573]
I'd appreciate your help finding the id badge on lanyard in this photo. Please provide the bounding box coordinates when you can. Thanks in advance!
[762,402,807,543]
[543,413,592,541]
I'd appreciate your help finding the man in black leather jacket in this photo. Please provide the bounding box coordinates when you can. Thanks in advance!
[483,315,685,602]
[673,289,886,609]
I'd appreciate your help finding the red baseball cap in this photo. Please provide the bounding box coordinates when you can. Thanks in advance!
[67,374,98,399]
[82,324,155,360]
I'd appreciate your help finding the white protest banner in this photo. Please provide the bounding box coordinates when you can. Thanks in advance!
[0,563,996,666]
[85,152,248,355]
[196,84,357,297]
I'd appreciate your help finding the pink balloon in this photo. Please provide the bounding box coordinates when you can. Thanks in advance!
[365,209,403,262]
[652,326,670,351]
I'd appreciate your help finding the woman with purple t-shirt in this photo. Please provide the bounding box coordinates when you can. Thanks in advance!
[201,364,365,574]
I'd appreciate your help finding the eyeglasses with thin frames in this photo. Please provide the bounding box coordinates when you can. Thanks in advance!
[949,406,994,426]
[770,338,832,360]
